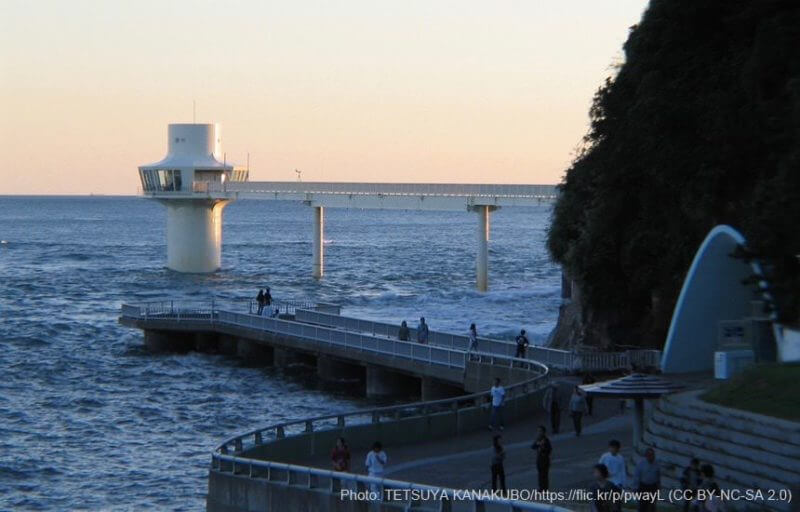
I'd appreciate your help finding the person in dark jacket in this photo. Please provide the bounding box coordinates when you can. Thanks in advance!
[543,383,561,434]
[590,464,622,512]
[531,425,552,490]
[491,435,506,492]
[680,458,702,512]
[264,287,272,306]
[398,320,410,341]
[514,329,529,358]
[256,289,265,315]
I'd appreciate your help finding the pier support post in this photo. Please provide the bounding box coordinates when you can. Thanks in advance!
[421,377,463,401]
[236,338,274,366]
[366,366,418,398]
[474,205,497,292]
[312,206,324,279]
[317,356,363,382]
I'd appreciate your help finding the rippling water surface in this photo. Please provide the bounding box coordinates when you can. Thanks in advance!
[0,196,560,510]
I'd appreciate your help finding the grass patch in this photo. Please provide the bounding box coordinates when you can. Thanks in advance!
[701,363,800,421]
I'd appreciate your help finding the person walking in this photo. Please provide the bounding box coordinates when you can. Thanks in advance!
[331,437,351,472]
[365,441,388,494]
[398,320,410,341]
[417,317,429,344]
[531,425,553,490]
[590,464,622,512]
[633,448,660,512]
[569,385,588,436]
[489,378,505,431]
[599,440,627,489]
[490,435,507,492]
[680,458,703,512]
[696,464,723,512]
[264,287,272,307]
[468,323,479,352]
[514,329,529,358]
[543,383,562,434]
[255,289,265,315]
[582,373,596,415]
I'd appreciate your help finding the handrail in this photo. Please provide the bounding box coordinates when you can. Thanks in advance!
[121,301,559,510]
[213,350,547,455]
[211,455,570,512]
[294,309,661,372]
[294,308,575,365]
[225,181,558,199]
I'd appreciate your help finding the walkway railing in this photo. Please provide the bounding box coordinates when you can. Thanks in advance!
[226,181,558,199]
[122,303,550,371]
[294,309,661,372]
[210,347,555,511]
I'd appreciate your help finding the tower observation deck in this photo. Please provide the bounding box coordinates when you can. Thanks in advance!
[139,123,558,289]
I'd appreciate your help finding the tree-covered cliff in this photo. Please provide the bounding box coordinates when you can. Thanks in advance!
[548,0,800,349]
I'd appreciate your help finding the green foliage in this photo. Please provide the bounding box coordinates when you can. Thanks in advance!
[548,0,800,345]
[702,364,800,421]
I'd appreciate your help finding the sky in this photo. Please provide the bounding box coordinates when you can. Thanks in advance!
[0,0,648,195]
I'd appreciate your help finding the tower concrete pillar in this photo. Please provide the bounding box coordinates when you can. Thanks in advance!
[312,206,324,279]
[164,199,229,273]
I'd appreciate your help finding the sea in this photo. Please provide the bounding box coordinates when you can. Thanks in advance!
[0,196,561,510]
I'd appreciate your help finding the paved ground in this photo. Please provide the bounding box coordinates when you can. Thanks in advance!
[303,378,636,493]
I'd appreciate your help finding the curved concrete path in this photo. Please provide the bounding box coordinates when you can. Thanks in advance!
[303,380,634,498]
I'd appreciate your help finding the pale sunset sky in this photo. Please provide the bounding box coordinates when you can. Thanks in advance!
[0,0,648,195]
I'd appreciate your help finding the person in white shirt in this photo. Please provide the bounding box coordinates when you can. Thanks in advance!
[489,378,506,431]
[599,439,627,488]
[365,441,388,495]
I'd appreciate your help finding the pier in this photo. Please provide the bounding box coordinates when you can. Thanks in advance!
[119,302,662,511]
[138,123,558,290]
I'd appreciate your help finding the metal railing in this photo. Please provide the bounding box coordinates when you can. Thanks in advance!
[123,303,550,371]
[209,344,552,511]
[122,301,566,509]
[212,455,569,512]
[226,181,558,199]
[294,309,661,372]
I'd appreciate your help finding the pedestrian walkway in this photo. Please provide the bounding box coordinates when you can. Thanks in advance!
[302,379,635,496]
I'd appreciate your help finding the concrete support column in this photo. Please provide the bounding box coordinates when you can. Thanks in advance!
[366,366,418,398]
[144,330,194,352]
[317,356,363,382]
[633,398,645,450]
[421,377,463,401]
[274,348,316,367]
[163,199,229,273]
[236,338,274,366]
[312,206,324,279]
[475,205,496,292]
[195,332,219,353]
[217,334,238,355]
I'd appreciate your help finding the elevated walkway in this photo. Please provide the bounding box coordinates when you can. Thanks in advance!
[119,302,541,397]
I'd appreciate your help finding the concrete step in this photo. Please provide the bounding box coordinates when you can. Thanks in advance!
[643,427,799,489]
[649,406,800,475]
[660,391,800,448]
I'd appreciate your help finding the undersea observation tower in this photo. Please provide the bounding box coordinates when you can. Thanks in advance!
[138,123,248,273]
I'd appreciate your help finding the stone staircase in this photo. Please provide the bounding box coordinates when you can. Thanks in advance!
[641,390,800,511]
